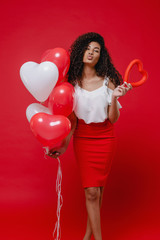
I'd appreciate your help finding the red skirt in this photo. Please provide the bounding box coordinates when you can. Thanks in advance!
[73,119,117,188]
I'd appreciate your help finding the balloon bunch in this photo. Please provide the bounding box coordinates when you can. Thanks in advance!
[20,48,75,152]
[20,48,74,240]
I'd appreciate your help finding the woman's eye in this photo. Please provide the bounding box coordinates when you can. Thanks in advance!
[86,47,99,53]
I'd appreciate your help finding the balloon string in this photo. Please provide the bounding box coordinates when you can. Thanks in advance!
[43,146,49,158]
[53,157,63,240]
[43,147,63,240]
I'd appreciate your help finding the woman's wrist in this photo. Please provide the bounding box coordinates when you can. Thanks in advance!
[112,94,118,100]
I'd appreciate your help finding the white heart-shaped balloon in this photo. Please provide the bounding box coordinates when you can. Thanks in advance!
[20,61,59,102]
[26,103,52,122]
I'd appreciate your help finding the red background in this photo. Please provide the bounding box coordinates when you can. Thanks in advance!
[0,0,160,239]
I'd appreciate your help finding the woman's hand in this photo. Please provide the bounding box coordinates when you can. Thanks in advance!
[46,112,77,159]
[47,138,69,158]
[47,145,67,158]
[113,82,132,98]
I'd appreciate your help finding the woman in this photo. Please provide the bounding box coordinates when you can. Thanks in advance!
[48,32,132,240]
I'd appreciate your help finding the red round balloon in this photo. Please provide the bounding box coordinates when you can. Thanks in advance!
[30,113,71,147]
[48,82,75,117]
[41,48,70,86]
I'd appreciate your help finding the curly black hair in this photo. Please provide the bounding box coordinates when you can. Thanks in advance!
[67,32,123,87]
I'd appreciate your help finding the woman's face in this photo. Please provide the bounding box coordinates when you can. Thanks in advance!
[83,41,101,67]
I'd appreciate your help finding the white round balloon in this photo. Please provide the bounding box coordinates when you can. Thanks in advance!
[26,103,52,122]
[20,61,59,102]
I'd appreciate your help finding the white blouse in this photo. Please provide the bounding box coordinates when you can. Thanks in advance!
[73,76,122,124]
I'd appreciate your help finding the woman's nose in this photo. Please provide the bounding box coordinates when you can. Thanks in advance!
[89,50,94,55]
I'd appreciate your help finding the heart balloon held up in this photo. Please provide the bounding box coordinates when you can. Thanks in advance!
[124,59,148,87]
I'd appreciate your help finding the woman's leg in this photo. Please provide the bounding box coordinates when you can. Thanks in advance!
[83,186,104,240]
[83,187,104,240]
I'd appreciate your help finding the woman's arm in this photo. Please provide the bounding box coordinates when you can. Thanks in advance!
[107,80,120,124]
[108,80,132,124]
[47,111,77,158]
[108,96,120,124]
[63,111,77,148]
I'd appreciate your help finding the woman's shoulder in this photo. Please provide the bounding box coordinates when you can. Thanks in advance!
[73,82,79,92]
[105,76,116,90]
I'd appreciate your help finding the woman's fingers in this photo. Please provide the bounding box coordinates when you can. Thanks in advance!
[123,82,132,90]
[113,82,132,98]
[118,86,126,93]
[47,151,60,158]
[117,88,122,93]
[119,83,132,92]
[117,86,123,90]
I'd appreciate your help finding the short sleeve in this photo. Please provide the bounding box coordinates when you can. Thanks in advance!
[107,87,122,109]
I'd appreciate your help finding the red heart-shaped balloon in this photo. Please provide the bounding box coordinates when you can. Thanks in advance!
[41,48,70,86]
[124,59,148,87]
[48,82,75,117]
[30,113,71,147]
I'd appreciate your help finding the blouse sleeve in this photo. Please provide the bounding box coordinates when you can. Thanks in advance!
[107,87,122,109]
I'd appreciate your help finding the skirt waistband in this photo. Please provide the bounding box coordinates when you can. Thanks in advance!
[73,118,115,138]
[78,119,109,126]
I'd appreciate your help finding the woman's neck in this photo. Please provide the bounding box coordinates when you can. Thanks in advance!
[82,65,97,80]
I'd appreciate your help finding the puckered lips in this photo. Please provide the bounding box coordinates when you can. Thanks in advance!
[87,55,93,60]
